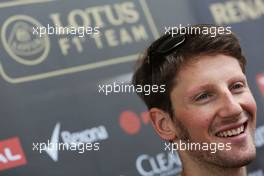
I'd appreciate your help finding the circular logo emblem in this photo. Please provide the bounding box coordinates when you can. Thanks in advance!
[1,15,50,66]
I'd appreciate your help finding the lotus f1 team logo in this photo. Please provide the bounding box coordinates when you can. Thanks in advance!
[1,15,50,66]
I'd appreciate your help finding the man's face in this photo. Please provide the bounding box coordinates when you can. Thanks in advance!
[170,54,257,167]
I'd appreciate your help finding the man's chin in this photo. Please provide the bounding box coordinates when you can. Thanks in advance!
[210,126,257,168]
[213,145,256,168]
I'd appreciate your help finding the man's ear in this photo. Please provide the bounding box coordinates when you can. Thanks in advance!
[149,108,177,141]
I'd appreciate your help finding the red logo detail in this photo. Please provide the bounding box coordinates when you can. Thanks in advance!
[141,111,151,124]
[256,73,264,96]
[119,110,150,135]
[0,137,27,171]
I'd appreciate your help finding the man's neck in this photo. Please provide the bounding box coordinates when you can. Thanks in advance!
[179,153,247,176]
[181,166,247,176]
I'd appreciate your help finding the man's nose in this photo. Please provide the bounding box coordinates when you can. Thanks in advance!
[217,91,243,118]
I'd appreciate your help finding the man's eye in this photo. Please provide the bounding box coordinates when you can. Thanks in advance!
[195,93,211,101]
[231,82,245,92]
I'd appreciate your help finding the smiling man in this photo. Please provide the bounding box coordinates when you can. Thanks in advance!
[132,25,257,176]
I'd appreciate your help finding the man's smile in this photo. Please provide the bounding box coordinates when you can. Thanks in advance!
[215,122,246,138]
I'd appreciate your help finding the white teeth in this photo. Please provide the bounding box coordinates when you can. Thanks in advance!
[216,124,245,138]
[223,132,227,137]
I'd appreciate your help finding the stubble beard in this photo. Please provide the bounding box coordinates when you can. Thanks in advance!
[173,117,256,169]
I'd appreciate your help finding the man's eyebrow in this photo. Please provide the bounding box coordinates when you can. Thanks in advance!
[187,84,215,95]
[186,75,247,95]
[227,75,247,84]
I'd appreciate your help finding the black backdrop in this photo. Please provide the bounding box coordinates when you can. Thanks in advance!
[0,0,263,175]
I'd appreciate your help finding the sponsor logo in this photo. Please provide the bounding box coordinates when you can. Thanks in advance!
[119,110,150,135]
[0,137,27,171]
[0,0,158,84]
[209,0,264,25]
[136,152,182,176]
[1,15,50,66]
[255,125,264,148]
[44,123,60,162]
[40,122,109,162]
[256,73,264,96]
